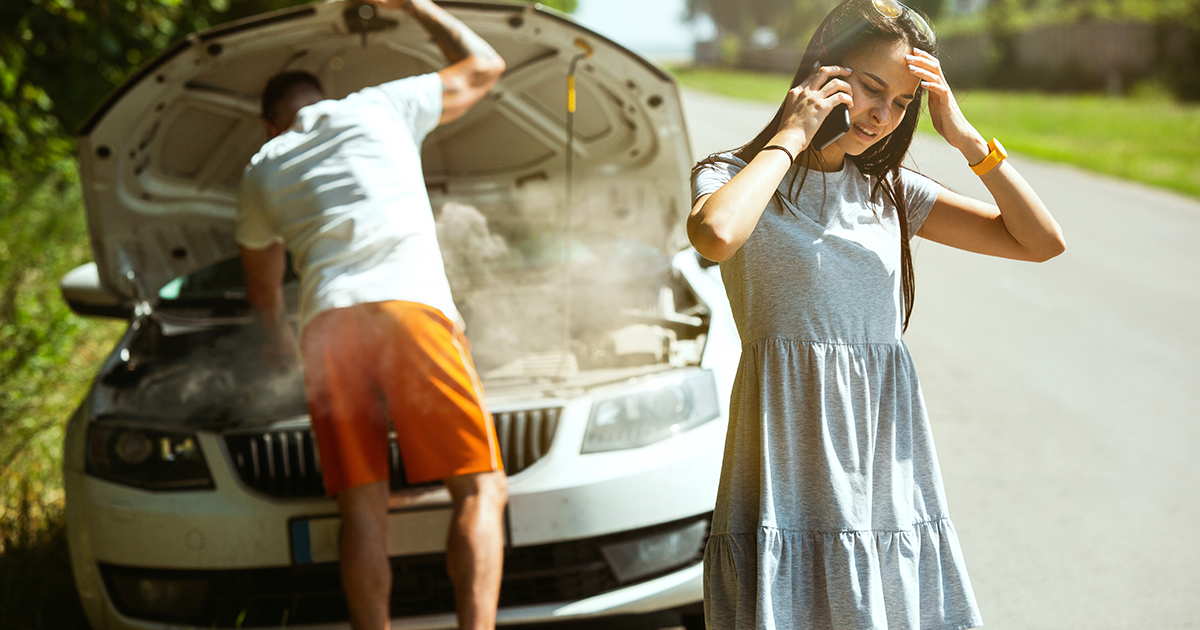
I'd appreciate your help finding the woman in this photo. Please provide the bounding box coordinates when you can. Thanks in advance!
[688,0,1065,628]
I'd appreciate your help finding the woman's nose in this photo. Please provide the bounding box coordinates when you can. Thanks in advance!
[871,101,890,126]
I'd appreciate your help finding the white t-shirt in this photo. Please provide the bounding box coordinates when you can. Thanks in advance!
[237,72,461,332]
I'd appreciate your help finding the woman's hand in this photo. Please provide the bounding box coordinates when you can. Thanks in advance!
[687,65,853,262]
[772,64,855,153]
[906,50,986,158]
[907,50,1065,262]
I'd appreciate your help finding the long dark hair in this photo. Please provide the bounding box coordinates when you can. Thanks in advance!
[714,0,937,331]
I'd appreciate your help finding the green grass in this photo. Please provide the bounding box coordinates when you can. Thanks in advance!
[670,66,1200,200]
[671,65,797,103]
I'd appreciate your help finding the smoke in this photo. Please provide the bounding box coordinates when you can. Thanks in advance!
[433,188,690,379]
[436,201,510,296]
[118,322,308,428]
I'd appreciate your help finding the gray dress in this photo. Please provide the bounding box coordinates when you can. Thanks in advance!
[693,153,983,630]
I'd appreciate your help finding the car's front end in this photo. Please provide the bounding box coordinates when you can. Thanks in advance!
[64,2,738,628]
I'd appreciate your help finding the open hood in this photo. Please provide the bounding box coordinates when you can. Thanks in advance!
[77,0,693,304]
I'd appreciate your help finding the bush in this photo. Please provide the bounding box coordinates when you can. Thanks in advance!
[0,162,124,544]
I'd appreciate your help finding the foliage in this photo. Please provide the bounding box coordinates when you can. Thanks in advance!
[671,65,1200,200]
[0,0,310,176]
[949,0,1200,99]
[936,0,1200,46]
[686,0,944,53]
[956,0,1200,32]
[0,163,125,541]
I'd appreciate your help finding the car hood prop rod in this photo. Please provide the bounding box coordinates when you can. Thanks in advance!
[558,37,594,381]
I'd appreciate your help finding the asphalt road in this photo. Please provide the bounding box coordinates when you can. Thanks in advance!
[678,88,1200,629]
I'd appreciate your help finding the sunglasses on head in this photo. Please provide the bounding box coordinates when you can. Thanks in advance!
[871,0,935,42]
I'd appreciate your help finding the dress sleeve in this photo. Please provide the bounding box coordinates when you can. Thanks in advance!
[234,167,282,250]
[691,154,745,204]
[373,72,444,144]
[898,167,944,235]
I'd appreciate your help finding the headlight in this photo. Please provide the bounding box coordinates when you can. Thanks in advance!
[86,425,214,490]
[583,369,720,453]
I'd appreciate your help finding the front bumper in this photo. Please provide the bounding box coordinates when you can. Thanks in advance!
[92,514,707,628]
[65,396,725,629]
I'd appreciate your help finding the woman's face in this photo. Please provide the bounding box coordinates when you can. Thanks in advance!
[825,38,921,159]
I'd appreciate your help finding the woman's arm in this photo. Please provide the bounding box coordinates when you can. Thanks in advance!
[688,65,854,262]
[907,50,1065,261]
[688,151,792,262]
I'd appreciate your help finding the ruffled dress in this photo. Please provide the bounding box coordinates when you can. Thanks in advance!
[693,154,983,630]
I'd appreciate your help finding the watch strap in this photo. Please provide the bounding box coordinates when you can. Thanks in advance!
[970,138,1007,176]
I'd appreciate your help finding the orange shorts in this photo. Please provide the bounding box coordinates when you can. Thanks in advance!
[300,301,502,496]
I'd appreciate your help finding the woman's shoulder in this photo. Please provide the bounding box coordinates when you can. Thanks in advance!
[694,151,747,173]
[691,151,748,195]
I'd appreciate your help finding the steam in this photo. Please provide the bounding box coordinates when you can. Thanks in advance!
[433,189,691,379]
[436,201,509,295]
[120,323,307,427]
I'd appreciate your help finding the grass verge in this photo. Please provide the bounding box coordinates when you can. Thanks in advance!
[670,66,1200,200]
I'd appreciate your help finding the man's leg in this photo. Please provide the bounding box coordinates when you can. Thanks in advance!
[337,480,392,630]
[443,470,509,630]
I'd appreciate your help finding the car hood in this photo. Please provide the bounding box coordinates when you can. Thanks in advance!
[77,0,692,304]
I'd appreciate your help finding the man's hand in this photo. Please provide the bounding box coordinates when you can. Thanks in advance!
[372,0,505,124]
[240,242,300,371]
[260,320,300,372]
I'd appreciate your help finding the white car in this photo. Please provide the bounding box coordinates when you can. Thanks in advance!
[60,2,739,628]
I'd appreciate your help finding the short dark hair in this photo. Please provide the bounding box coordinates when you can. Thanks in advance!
[261,71,324,121]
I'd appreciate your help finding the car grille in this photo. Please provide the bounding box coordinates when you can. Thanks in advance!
[99,513,711,627]
[225,406,561,498]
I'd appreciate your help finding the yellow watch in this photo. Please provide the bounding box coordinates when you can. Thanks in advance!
[970,138,1007,176]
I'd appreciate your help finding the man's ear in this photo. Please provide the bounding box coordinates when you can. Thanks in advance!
[262,118,282,139]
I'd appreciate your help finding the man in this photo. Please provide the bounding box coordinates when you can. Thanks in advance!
[235,1,507,628]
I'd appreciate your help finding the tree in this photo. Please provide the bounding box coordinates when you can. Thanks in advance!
[686,0,841,59]
[1,0,311,173]
[686,0,788,42]
[687,0,944,54]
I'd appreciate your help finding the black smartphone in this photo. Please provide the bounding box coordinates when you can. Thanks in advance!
[810,61,851,150]
[812,104,849,151]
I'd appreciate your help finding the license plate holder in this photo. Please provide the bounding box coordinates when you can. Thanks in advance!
[289,507,455,565]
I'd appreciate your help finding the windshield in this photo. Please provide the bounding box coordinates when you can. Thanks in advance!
[157,256,298,303]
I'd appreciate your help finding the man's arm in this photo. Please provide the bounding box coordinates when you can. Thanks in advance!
[373,0,505,124]
[240,242,298,368]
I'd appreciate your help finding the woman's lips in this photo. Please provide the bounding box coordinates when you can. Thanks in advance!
[853,123,878,141]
